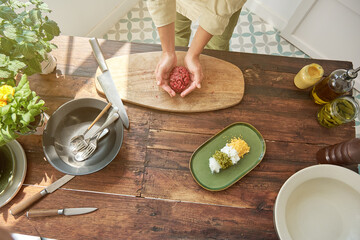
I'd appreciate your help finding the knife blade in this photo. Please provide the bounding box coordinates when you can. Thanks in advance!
[27,207,98,218]
[10,175,75,215]
[89,37,130,129]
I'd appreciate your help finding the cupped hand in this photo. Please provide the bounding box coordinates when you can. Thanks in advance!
[155,52,177,97]
[181,53,203,97]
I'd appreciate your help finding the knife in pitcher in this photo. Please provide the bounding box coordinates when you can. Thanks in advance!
[27,207,97,218]
[10,174,75,215]
[89,37,130,129]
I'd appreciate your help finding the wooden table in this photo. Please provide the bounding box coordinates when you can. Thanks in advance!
[0,35,356,239]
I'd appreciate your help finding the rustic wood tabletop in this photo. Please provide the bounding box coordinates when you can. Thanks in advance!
[0,35,356,239]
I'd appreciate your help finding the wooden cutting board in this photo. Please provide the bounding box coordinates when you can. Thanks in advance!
[95,51,244,112]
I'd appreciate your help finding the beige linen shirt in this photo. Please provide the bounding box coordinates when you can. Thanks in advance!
[147,0,247,36]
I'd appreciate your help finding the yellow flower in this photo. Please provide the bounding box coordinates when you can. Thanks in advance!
[0,100,7,107]
[0,85,15,101]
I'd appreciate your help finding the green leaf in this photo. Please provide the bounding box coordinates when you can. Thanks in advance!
[6,93,13,102]
[15,74,28,90]
[0,37,15,54]
[49,43,57,50]
[30,0,42,4]
[41,20,60,37]
[8,59,26,73]
[15,35,25,43]
[29,9,41,25]
[22,111,31,124]
[11,113,16,122]
[22,30,38,42]
[37,47,47,58]
[11,45,24,58]
[0,69,12,78]
[0,6,17,21]
[23,16,34,27]
[16,43,34,59]
[0,126,15,143]
[0,53,8,67]
[43,32,53,42]
[38,3,50,12]
[24,59,41,75]
[0,104,10,116]
[2,23,18,40]
[0,78,15,86]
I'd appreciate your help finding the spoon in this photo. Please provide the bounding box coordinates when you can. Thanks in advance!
[69,102,112,149]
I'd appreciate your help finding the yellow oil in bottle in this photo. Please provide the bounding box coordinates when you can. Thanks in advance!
[311,76,344,104]
[311,69,355,105]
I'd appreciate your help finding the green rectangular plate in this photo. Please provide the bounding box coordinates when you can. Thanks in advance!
[189,122,266,191]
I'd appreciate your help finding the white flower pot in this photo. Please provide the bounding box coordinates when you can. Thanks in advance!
[41,53,57,74]
[16,112,49,136]
[31,112,49,136]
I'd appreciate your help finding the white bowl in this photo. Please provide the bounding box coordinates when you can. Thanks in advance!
[274,164,360,240]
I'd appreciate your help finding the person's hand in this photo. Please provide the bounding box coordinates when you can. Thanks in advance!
[181,53,203,97]
[155,52,177,97]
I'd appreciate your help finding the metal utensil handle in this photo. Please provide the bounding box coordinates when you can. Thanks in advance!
[98,128,109,139]
[97,106,118,131]
[89,38,108,72]
[93,112,119,137]
[87,102,112,130]
[107,106,119,119]
[85,107,116,140]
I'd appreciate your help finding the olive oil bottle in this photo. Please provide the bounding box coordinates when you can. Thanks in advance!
[311,66,360,104]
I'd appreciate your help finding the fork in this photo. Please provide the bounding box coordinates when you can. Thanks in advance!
[74,127,109,161]
[74,110,119,161]
[69,102,112,148]
[73,111,119,160]
[74,130,103,161]
[72,107,119,153]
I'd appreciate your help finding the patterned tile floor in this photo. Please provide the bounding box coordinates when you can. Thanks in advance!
[103,1,309,57]
[103,0,360,137]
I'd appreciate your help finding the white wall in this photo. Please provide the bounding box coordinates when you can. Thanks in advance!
[43,0,139,37]
[244,0,302,30]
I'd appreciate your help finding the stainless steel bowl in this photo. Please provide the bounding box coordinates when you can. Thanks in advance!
[43,98,123,175]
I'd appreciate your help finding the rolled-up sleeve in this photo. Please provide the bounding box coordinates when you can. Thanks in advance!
[199,0,246,35]
[147,0,176,28]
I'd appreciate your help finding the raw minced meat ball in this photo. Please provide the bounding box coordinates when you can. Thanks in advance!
[169,66,190,93]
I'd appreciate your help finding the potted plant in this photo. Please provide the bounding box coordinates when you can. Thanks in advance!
[0,0,61,86]
[0,74,46,146]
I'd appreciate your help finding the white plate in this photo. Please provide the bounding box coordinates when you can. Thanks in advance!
[274,164,360,240]
[0,140,27,208]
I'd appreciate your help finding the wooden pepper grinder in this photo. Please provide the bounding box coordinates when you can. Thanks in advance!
[316,138,360,165]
